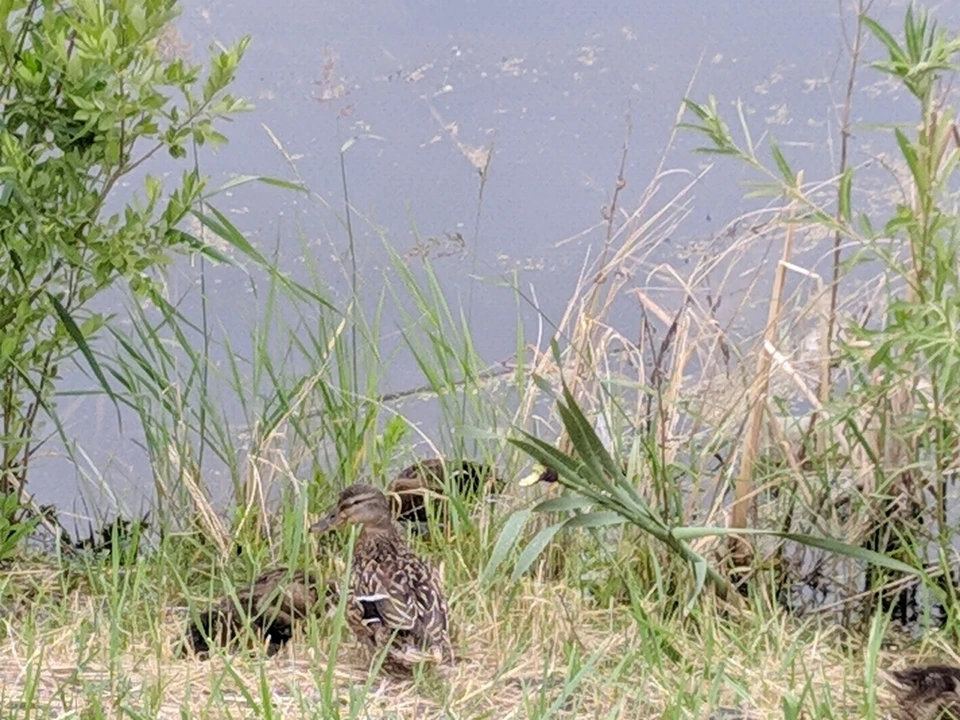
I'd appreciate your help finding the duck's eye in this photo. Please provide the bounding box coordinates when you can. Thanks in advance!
[343,495,373,512]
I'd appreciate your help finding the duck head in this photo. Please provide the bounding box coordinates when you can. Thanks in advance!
[311,483,394,534]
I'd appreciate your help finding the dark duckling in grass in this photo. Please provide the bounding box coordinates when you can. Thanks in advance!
[518,460,633,488]
[387,457,503,529]
[179,567,336,658]
[519,462,559,487]
[311,482,453,676]
[885,665,960,720]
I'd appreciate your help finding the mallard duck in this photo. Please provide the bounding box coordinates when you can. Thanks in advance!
[180,567,335,658]
[311,482,453,676]
[388,457,502,528]
[885,665,960,720]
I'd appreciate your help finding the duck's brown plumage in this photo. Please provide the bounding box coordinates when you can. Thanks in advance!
[886,665,960,720]
[312,482,453,675]
[180,567,335,658]
[388,457,502,526]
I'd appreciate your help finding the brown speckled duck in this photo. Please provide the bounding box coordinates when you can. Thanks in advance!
[387,457,503,529]
[311,482,453,676]
[180,567,335,658]
[885,665,960,720]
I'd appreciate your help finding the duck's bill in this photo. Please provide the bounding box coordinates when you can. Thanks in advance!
[518,473,539,487]
[518,463,548,487]
[310,513,337,533]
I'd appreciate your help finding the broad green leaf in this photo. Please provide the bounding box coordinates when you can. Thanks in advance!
[555,380,623,496]
[193,206,339,313]
[173,230,234,264]
[511,521,564,581]
[480,509,530,587]
[682,98,711,121]
[534,495,594,514]
[669,526,922,576]
[510,437,594,493]
[563,511,626,529]
[212,174,308,195]
[48,293,122,431]
[838,167,853,224]
[894,128,922,188]
[769,138,795,185]
[862,15,909,66]
[531,372,556,398]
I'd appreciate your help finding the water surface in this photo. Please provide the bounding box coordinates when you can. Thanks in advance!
[29,0,947,529]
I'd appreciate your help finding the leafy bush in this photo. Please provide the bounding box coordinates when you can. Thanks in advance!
[0,492,40,562]
[0,0,251,491]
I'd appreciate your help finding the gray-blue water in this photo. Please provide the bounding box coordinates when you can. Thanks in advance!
[25,0,952,532]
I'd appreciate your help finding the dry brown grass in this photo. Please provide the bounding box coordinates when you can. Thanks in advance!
[1,568,956,720]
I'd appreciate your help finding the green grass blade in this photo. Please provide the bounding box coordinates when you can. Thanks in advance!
[48,292,122,430]
[511,521,565,581]
[480,509,532,588]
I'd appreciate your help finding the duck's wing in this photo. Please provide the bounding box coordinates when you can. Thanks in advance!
[355,593,413,633]
[421,560,452,651]
[372,555,449,633]
[282,573,321,618]
[353,555,418,632]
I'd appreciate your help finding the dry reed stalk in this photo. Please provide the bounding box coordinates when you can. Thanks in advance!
[657,309,691,467]
[729,171,804,564]
[763,397,815,505]
[514,63,706,460]
[521,186,691,581]
[174,445,230,557]
[660,212,786,448]
[844,368,916,548]
[537,181,695,445]
[763,340,850,455]
[819,0,874,408]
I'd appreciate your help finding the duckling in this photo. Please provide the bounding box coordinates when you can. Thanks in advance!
[388,457,503,529]
[518,460,631,488]
[311,482,453,676]
[180,567,335,658]
[518,462,559,487]
[885,665,960,720]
